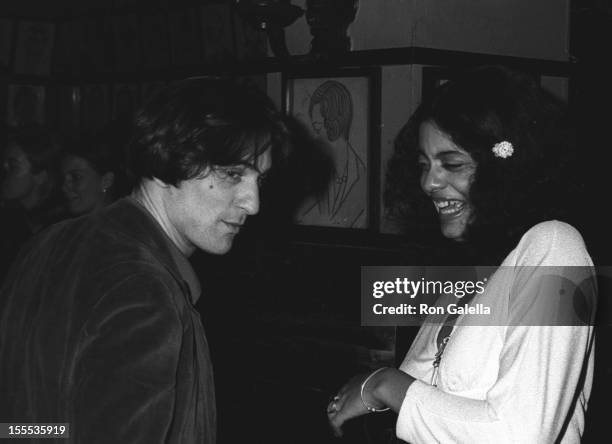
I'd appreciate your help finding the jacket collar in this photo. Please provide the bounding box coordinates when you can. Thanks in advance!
[100,197,202,304]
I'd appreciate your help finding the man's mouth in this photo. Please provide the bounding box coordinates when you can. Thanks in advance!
[223,221,244,233]
[433,199,465,216]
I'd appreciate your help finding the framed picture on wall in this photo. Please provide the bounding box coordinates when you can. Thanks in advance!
[14,21,55,76]
[6,84,45,126]
[282,67,381,230]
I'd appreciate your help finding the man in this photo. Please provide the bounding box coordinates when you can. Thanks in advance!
[0,79,288,443]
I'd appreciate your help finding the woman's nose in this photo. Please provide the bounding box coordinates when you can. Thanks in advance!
[421,166,445,194]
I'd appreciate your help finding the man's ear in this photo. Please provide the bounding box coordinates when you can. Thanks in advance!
[101,172,114,192]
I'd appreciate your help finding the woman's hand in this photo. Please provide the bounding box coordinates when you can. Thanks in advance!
[326,373,372,437]
[327,367,415,438]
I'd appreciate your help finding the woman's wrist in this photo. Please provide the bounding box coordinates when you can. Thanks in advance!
[361,368,390,412]
[370,368,415,412]
[369,367,393,406]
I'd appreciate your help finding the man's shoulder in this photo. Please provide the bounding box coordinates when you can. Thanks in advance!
[22,200,174,280]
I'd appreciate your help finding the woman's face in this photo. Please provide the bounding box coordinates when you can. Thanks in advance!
[61,155,109,215]
[418,121,476,241]
[1,142,37,203]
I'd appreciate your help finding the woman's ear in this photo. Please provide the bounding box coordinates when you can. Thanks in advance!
[101,172,115,192]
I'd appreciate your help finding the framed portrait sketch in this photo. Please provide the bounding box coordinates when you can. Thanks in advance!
[283,67,381,230]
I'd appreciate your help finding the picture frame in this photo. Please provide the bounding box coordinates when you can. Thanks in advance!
[13,20,55,76]
[282,67,381,230]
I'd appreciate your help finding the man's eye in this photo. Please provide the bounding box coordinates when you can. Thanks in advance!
[217,168,245,183]
[443,163,463,171]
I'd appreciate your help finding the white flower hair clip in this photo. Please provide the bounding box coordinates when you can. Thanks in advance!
[492,141,514,159]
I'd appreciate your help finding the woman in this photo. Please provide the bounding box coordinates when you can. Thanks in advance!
[327,66,596,443]
[1,125,63,280]
[61,133,120,216]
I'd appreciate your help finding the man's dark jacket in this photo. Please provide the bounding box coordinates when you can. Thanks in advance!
[0,198,216,443]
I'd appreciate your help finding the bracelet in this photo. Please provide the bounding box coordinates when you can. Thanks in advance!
[360,367,390,413]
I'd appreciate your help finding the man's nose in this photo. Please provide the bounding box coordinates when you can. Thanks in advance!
[239,181,260,216]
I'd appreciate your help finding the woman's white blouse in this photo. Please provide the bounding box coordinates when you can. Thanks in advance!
[397,221,596,443]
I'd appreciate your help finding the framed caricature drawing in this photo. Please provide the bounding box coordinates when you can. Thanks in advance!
[283,67,381,230]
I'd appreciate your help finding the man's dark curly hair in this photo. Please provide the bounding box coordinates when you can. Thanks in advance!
[385,66,581,261]
[127,77,290,188]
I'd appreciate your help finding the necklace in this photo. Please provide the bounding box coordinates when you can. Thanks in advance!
[430,319,456,387]
[431,334,451,387]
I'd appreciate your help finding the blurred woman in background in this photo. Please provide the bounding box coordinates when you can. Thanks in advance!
[61,132,120,216]
[1,125,64,279]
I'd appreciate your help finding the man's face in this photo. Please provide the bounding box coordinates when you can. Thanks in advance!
[162,150,271,255]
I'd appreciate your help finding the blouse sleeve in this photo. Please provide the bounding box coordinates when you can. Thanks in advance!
[396,221,597,443]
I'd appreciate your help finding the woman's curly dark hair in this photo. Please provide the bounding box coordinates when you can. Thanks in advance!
[385,66,582,261]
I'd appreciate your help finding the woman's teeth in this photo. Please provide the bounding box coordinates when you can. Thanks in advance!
[434,200,465,215]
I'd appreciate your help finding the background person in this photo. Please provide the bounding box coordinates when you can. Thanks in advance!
[0,124,63,280]
[61,132,122,216]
